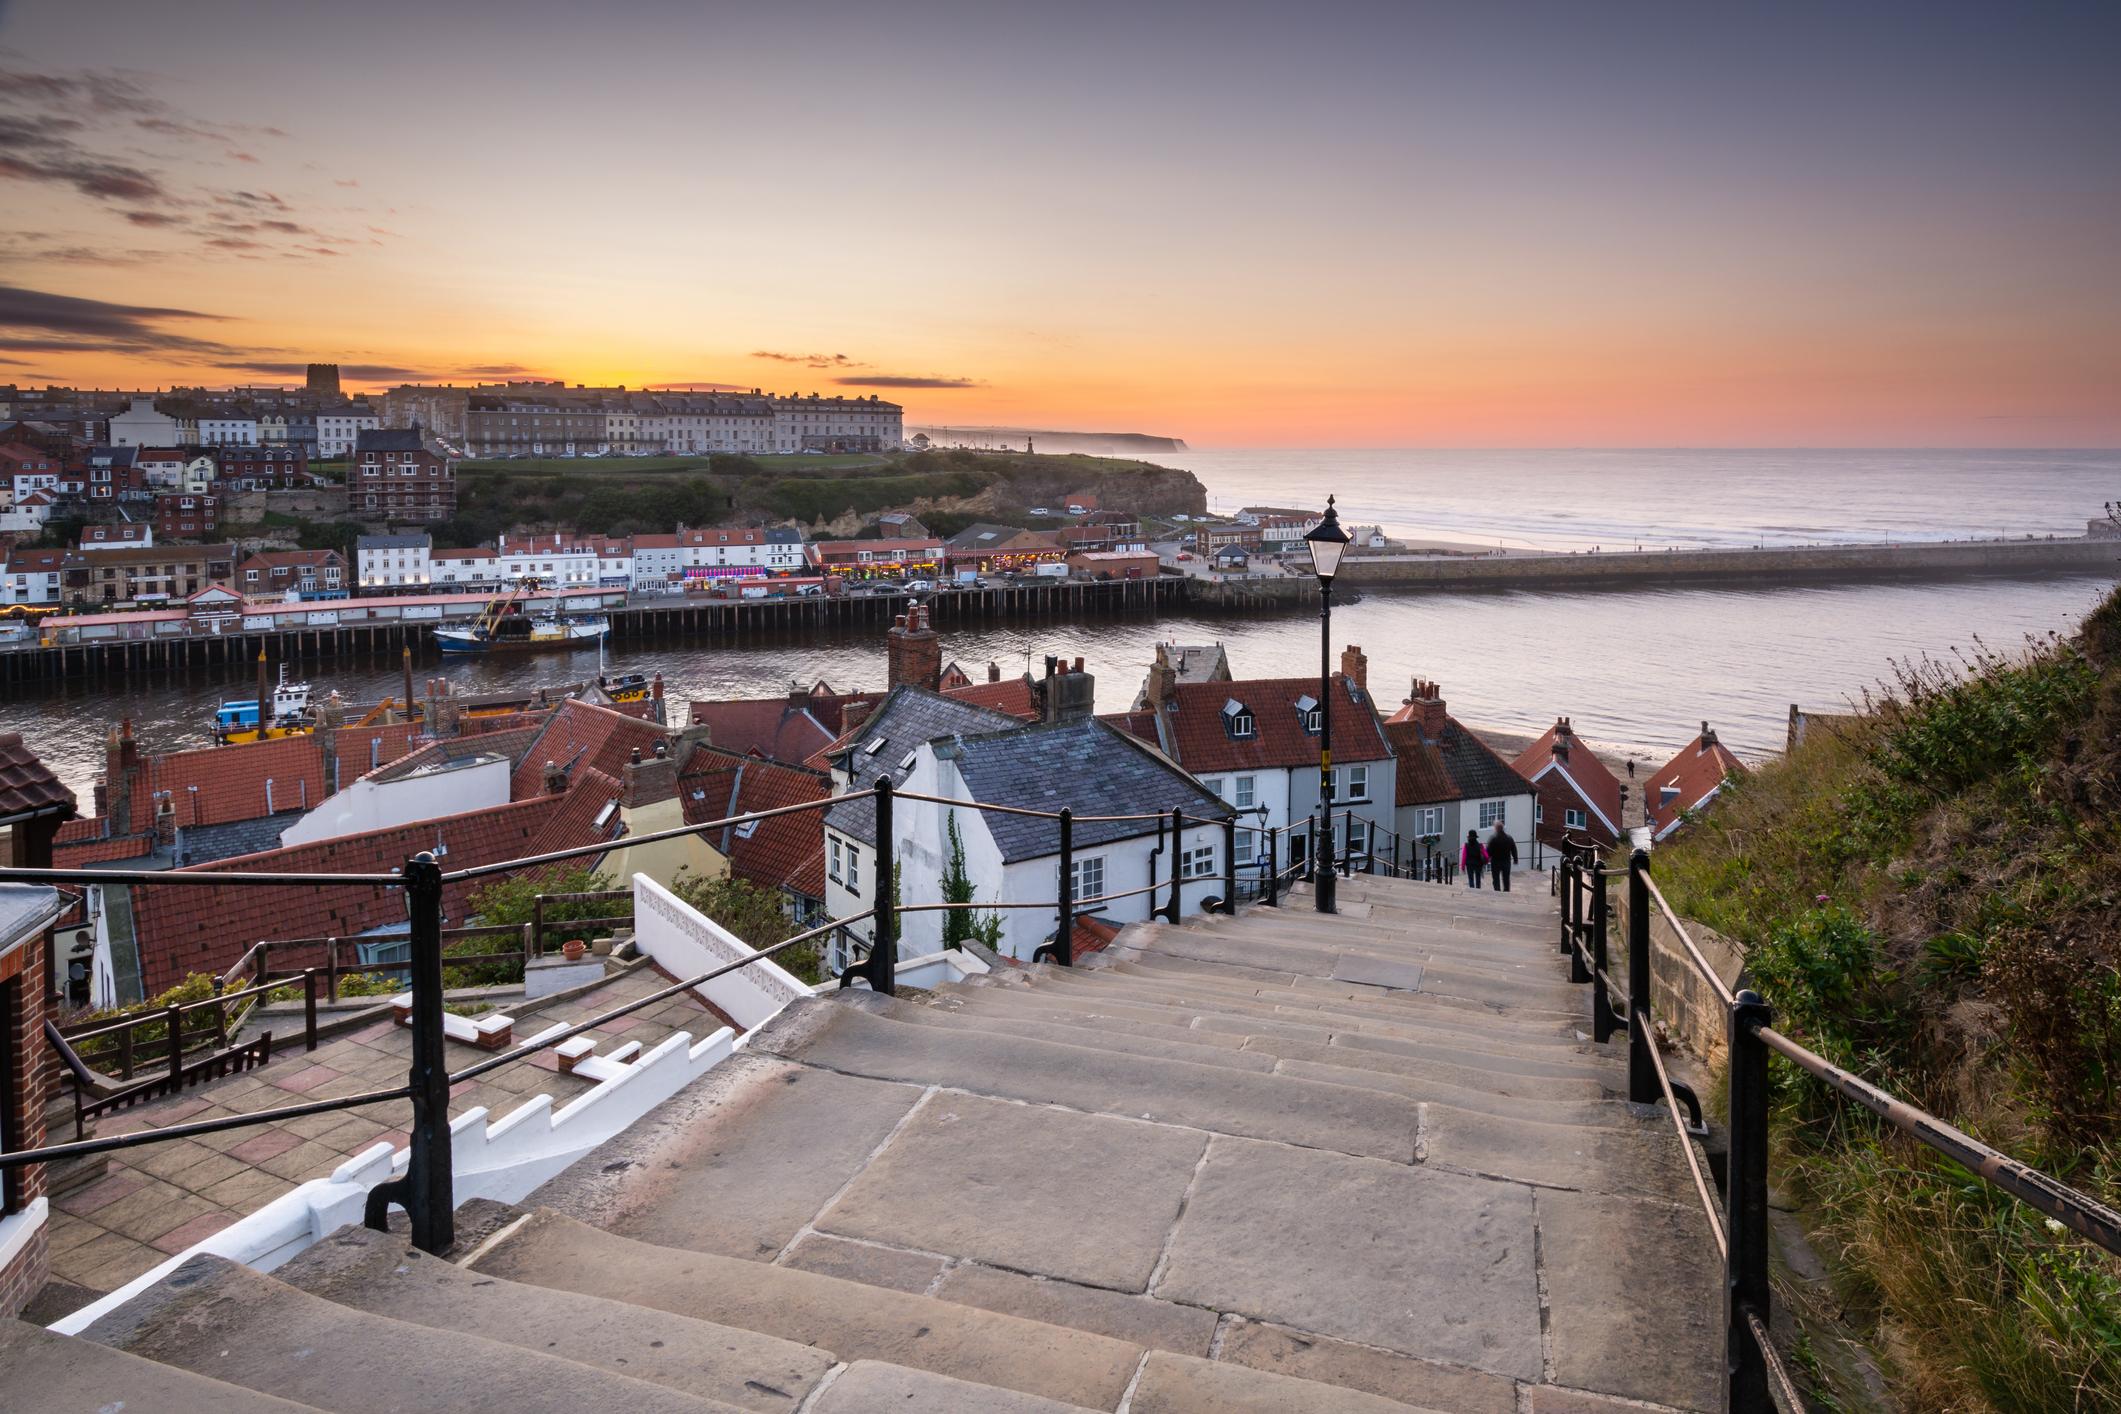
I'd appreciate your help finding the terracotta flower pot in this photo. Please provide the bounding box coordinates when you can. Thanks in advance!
[561,939,587,962]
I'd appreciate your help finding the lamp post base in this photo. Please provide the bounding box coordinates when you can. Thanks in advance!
[1314,809,1336,914]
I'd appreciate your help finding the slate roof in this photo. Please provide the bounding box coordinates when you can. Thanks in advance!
[1153,674,1392,774]
[679,746,831,900]
[0,732,76,823]
[686,697,838,764]
[821,687,1022,844]
[1644,727,1747,839]
[368,726,542,784]
[1381,717,1537,808]
[354,428,428,453]
[944,718,1234,863]
[175,810,309,867]
[940,675,1040,721]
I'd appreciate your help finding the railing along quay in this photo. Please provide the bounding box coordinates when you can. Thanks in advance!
[1552,838,2121,1414]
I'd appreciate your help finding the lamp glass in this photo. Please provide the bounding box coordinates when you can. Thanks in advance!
[1303,499,1351,582]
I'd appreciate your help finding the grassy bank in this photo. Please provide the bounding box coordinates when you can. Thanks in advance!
[442,446,1205,546]
[1655,585,2121,1410]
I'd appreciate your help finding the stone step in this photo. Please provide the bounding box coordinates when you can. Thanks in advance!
[0,1319,324,1413]
[896,995,1280,1073]
[79,1253,742,1413]
[976,973,1594,1057]
[750,994,1422,1163]
[1218,905,1558,950]
[1023,962,1590,1041]
[1129,1350,1448,1413]
[467,1208,1147,1410]
[272,1221,836,1412]
[1257,1054,1641,1129]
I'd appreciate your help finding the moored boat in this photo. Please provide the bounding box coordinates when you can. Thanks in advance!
[433,578,609,654]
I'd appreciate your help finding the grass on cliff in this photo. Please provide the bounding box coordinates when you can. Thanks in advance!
[1656,585,2121,1411]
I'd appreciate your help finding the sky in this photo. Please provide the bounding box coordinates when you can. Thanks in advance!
[0,0,2116,448]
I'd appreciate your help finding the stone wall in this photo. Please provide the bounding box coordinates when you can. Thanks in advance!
[1612,881,1745,1067]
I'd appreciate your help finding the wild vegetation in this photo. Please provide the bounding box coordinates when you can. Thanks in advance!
[443,446,1204,545]
[1655,584,2121,1411]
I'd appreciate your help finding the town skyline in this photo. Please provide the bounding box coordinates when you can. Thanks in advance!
[3,1,2119,448]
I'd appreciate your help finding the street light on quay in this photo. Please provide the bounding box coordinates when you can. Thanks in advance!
[1303,496,1351,915]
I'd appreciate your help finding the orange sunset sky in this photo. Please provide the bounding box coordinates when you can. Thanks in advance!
[2,1,2117,447]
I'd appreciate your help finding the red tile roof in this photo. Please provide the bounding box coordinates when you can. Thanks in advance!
[679,746,831,900]
[54,832,154,868]
[510,699,671,801]
[1511,719,1625,837]
[687,697,837,764]
[125,794,583,993]
[1153,675,1392,775]
[1644,727,1747,839]
[520,766,628,862]
[0,732,76,821]
[944,676,1040,721]
[1097,709,1160,745]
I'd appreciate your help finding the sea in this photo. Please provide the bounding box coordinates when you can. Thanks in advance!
[2,449,2114,800]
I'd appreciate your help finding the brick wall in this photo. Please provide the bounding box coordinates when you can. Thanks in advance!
[1530,770,1616,849]
[1,933,53,1318]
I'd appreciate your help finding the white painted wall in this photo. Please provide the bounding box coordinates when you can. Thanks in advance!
[631,873,812,1030]
[280,758,510,847]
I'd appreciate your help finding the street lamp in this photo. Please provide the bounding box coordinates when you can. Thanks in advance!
[1303,496,1351,914]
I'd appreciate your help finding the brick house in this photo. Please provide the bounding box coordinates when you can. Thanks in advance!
[214,444,313,491]
[153,490,221,539]
[235,549,347,599]
[0,734,78,1317]
[1381,678,1538,866]
[349,429,455,524]
[61,543,237,607]
[1511,716,1625,849]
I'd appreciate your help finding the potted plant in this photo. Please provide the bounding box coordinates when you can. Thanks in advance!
[561,938,587,962]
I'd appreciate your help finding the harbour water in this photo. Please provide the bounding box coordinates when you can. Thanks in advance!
[1,449,2113,800]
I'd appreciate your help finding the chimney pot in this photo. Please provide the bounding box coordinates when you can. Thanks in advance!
[543,759,568,795]
[988,660,1001,683]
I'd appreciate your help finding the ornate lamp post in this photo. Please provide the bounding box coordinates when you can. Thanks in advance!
[1303,497,1351,914]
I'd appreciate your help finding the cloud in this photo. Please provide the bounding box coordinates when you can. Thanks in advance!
[647,381,749,392]
[459,364,542,376]
[122,210,184,227]
[0,283,240,356]
[223,361,435,382]
[752,350,861,368]
[226,149,260,164]
[835,375,983,389]
[335,178,361,188]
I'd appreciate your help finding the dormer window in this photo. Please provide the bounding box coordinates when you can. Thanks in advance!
[1294,695,1320,733]
[1221,700,1255,739]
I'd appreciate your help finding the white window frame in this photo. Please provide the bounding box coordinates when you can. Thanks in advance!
[1233,775,1255,810]
[1181,843,1216,880]
[1564,807,1588,830]
[1070,855,1105,901]
[1478,799,1507,829]
[845,845,861,894]
[1417,805,1444,836]
[827,836,842,883]
[1346,764,1368,801]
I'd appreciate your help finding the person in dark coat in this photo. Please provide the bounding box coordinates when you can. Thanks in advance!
[1461,829,1485,889]
[1487,822,1518,892]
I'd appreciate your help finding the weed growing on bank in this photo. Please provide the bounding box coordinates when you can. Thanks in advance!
[1657,585,2121,1411]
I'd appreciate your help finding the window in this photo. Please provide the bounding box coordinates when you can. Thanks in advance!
[828,837,842,883]
[1222,700,1254,738]
[1416,805,1444,836]
[1234,775,1255,810]
[1069,855,1105,900]
[1201,778,1223,801]
[1235,830,1256,866]
[1346,764,1369,801]
[1182,843,1216,879]
[1564,808,1588,830]
[1346,817,1369,858]
[845,846,861,894]
[1536,801,1545,823]
[1478,800,1506,828]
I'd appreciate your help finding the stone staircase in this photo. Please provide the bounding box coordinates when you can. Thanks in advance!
[14,875,1722,1412]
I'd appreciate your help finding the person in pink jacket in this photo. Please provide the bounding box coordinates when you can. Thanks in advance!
[1461,829,1486,889]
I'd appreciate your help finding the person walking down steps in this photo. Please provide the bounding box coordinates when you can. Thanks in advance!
[1461,829,1486,889]
[1486,821,1518,892]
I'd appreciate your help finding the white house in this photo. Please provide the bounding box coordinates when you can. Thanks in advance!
[819,689,1232,968]
[430,547,502,589]
[197,417,259,447]
[280,748,512,848]
[107,397,179,447]
[1381,679,1538,871]
[3,548,69,605]
[317,408,381,457]
[630,534,682,592]
[1128,649,1399,879]
[674,526,807,577]
[356,533,431,590]
[496,533,599,588]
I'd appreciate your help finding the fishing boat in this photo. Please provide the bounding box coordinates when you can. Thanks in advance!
[213,664,316,744]
[433,578,608,654]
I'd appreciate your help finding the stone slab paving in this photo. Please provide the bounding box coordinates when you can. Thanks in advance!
[44,962,728,1298]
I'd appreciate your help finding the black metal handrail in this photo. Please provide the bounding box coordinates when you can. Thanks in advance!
[0,774,1251,1253]
[1550,841,2121,1414]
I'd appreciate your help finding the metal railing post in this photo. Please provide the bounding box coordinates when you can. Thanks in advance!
[1341,808,1354,876]
[364,851,455,1254]
[1054,807,1074,967]
[326,936,340,1004]
[1221,815,1238,914]
[1166,807,1184,922]
[303,969,318,1052]
[1569,851,1593,983]
[1265,827,1280,908]
[1306,816,1318,883]
[531,895,545,960]
[1559,849,1575,957]
[1727,988,1774,1413]
[1627,849,1656,1103]
[867,780,897,994]
[1591,856,1616,1041]
[165,1003,183,1084]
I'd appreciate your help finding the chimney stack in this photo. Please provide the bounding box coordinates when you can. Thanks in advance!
[1552,716,1573,762]
[542,759,568,795]
[622,743,681,808]
[105,720,142,832]
[841,698,876,736]
[886,602,942,690]
[1146,646,1178,711]
[1339,645,1368,692]
[988,660,1002,683]
[1042,655,1097,725]
[1407,678,1447,739]
[1699,720,1718,753]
